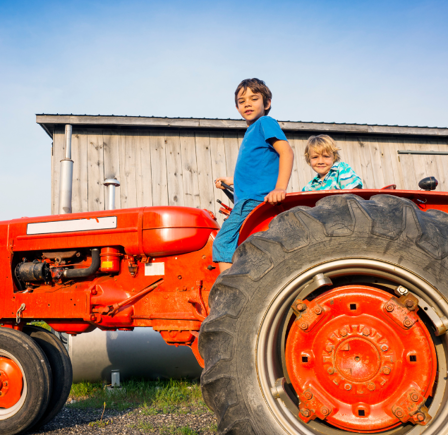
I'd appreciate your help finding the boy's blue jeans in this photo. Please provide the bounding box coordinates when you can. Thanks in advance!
[212,199,262,263]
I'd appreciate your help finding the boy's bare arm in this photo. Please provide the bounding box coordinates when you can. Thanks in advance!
[265,140,294,205]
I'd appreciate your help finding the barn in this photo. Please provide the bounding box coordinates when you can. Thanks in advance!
[37,114,448,225]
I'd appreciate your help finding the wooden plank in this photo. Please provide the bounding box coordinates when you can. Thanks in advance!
[288,134,303,193]
[52,128,66,214]
[102,130,121,209]
[71,129,89,213]
[434,140,448,191]
[86,130,105,211]
[139,132,153,206]
[378,138,397,187]
[209,132,228,225]
[150,130,169,206]
[223,132,240,180]
[355,137,376,189]
[165,131,185,206]
[180,131,201,208]
[396,139,418,190]
[341,136,364,187]
[195,132,215,210]
[50,137,55,214]
[366,138,385,188]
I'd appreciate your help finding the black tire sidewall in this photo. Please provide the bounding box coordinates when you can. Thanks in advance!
[23,326,73,430]
[0,328,52,435]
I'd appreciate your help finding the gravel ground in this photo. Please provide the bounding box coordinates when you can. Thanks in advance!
[27,407,217,434]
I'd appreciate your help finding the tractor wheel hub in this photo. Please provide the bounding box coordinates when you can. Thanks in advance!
[0,357,23,409]
[285,285,437,433]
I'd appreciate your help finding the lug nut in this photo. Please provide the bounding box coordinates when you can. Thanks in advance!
[325,344,334,353]
[321,407,330,416]
[367,382,375,391]
[313,306,322,315]
[327,367,335,375]
[340,328,348,337]
[386,303,395,312]
[382,366,391,375]
[301,409,310,417]
[344,383,352,391]
[90,315,96,322]
[380,344,389,352]
[410,393,419,402]
[362,327,371,336]
[3,381,7,387]
[296,302,307,311]
[417,413,425,422]
[304,391,313,400]
[405,300,414,309]
[395,408,404,418]
[300,322,309,330]
[404,318,412,327]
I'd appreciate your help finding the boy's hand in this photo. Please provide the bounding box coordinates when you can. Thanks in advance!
[215,177,234,190]
[264,188,286,205]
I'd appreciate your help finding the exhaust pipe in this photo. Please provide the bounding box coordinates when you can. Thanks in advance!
[58,125,74,214]
[104,178,120,210]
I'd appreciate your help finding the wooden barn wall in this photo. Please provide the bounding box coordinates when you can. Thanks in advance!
[52,127,448,224]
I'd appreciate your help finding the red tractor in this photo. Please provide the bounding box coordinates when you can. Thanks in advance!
[1,182,448,435]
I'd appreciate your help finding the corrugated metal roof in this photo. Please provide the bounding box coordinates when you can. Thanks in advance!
[36,114,448,139]
[36,113,447,129]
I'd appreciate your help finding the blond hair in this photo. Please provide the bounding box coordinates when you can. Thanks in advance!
[304,135,341,165]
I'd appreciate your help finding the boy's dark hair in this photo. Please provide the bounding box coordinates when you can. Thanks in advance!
[235,78,272,115]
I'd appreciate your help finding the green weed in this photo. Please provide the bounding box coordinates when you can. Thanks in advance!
[160,425,199,435]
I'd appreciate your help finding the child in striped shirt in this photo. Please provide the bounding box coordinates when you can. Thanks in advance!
[302,135,363,191]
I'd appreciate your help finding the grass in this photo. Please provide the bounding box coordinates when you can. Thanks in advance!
[68,378,211,415]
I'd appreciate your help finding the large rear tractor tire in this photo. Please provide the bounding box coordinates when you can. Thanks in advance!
[200,194,448,435]
[0,327,52,435]
[23,326,73,431]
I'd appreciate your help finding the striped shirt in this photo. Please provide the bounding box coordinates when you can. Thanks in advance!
[302,161,363,192]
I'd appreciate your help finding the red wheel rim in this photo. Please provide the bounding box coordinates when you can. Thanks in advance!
[285,285,437,433]
[0,356,23,409]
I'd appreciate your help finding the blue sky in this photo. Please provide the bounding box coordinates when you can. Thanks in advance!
[1,0,447,219]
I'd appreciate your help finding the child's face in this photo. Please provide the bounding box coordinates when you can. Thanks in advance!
[309,148,335,178]
[236,87,271,125]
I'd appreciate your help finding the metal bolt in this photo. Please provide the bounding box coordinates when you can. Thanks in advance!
[367,382,376,391]
[386,303,395,312]
[90,315,96,322]
[380,344,389,352]
[313,306,322,315]
[405,300,414,309]
[91,288,97,295]
[382,366,391,375]
[321,407,330,416]
[344,383,352,391]
[404,318,412,327]
[362,327,371,336]
[410,393,419,402]
[340,328,348,337]
[327,367,335,375]
[296,302,307,311]
[325,344,334,353]
[4,381,7,387]
[417,413,425,422]
[395,408,404,418]
[301,409,310,417]
[300,322,309,330]
[304,391,313,400]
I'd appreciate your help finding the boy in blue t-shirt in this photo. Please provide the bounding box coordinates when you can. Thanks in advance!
[213,78,294,272]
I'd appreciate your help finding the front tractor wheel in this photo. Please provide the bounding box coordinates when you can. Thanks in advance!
[0,328,52,435]
[200,194,448,435]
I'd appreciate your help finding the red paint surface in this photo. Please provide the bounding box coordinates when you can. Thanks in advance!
[286,286,437,432]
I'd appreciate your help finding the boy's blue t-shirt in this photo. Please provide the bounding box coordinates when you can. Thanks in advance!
[234,116,287,204]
